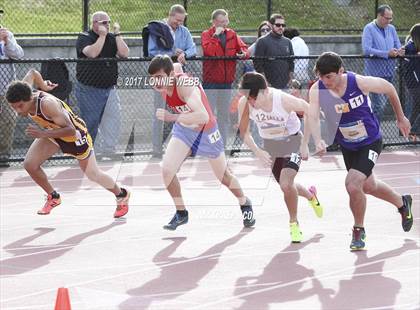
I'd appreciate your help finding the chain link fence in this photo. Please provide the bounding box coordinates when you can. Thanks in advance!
[0,56,418,167]
[2,0,419,36]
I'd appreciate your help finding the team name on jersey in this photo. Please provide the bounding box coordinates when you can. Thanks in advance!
[255,113,284,122]
[334,94,365,114]
[334,103,350,114]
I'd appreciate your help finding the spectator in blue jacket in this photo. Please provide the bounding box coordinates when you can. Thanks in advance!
[148,4,196,63]
[362,4,404,122]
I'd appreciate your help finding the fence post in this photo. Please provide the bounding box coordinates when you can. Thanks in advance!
[83,0,89,32]
[183,0,188,27]
[267,0,272,20]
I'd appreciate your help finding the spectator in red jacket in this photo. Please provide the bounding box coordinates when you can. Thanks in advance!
[201,9,249,147]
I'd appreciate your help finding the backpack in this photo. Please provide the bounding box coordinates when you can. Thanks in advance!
[142,21,174,58]
[40,59,72,101]
[142,25,150,57]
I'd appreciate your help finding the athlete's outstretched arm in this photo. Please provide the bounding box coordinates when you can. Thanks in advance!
[308,82,327,155]
[237,96,255,152]
[173,63,184,74]
[281,91,308,113]
[356,75,411,137]
[25,97,76,139]
[22,69,58,92]
[176,81,209,126]
[300,113,310,160]
[237,96,271,166]
[155,85,209,126]
[157,77,209,126]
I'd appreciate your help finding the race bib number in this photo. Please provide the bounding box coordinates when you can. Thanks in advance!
[339,120,368,143]
[174,104,192,114]
[368,149,378,164]
[260,123,289,139]
[289,152,301,166]
[262,127,289,137]
[74,131,88,146]
[349,95,364,109]
[208,129,221,144]
[75,136,88,146]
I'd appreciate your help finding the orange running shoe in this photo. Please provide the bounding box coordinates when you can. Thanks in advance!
[37,194,61,215]
[114,188,130,218]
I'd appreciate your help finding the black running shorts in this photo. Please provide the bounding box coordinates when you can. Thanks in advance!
[263,133,302,183]
[340,138,383,177]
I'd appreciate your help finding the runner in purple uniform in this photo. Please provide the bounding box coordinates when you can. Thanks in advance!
[307,52,413,250]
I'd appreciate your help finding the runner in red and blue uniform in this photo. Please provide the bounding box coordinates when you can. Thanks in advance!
[148,55,255,230]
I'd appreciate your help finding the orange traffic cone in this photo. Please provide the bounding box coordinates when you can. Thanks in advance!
[54,287,71,310]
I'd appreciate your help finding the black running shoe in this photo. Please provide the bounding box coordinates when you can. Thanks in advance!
[350,226,366,251]
[240,197,256,228]
[163,210,189,230]
[399,195,413,232]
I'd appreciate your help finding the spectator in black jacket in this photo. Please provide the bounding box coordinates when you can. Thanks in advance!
[254,13,294,89]
[403,23,420,139]
[75,11,129,158]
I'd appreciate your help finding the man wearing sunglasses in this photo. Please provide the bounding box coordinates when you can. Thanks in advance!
[254,13,294,90]
[75,11,129,160]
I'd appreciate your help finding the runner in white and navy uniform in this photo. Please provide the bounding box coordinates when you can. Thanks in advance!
[237,71,323,243]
